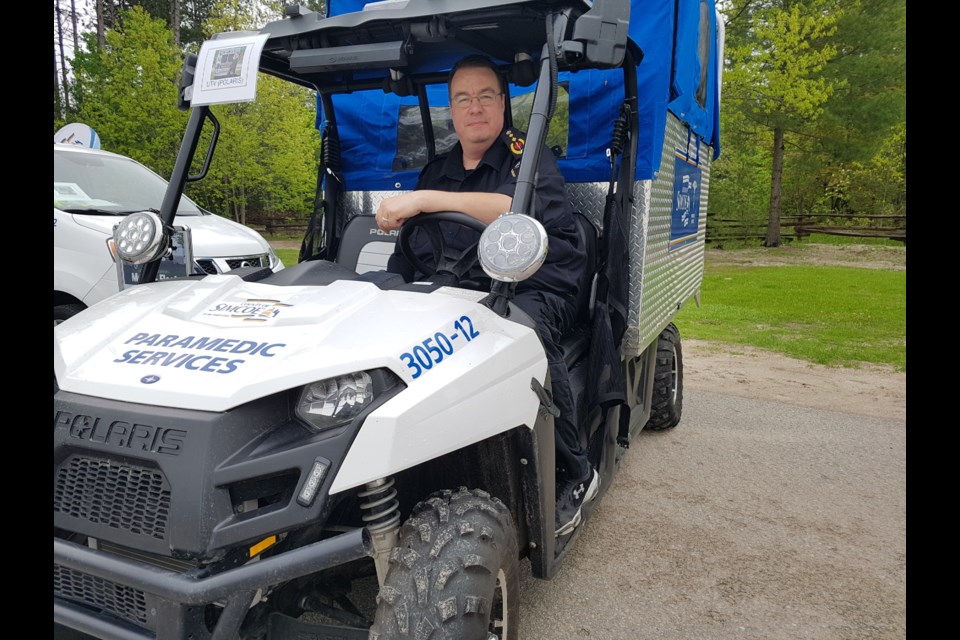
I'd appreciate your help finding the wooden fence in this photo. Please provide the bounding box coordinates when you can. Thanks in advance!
[247,220,309,236]
[706,212,906,244]
[250,212,907,244]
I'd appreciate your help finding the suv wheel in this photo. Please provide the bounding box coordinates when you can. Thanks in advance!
[54,303,86,327]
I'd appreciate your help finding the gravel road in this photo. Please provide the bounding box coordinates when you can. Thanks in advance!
[517,373,906,639]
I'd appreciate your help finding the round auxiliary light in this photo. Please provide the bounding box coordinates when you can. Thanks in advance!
[478,213,549,283]
[114,210,167,264]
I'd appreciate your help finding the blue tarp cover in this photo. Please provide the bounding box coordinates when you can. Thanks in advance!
[322,0,720,190]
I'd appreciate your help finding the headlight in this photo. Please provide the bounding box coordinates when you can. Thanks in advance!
[297,371,375,432]
[113,210,168,264]
[478,213,549,282]
[268,246,284,270]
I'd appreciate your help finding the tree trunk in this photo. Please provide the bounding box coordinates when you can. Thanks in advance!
[70,0,80,56]
[172,0,181,47]
[55,0,72,113]
[239,183,247,226]
[764,126,785,247]
[96,0,105,50]
[54,47,62,122]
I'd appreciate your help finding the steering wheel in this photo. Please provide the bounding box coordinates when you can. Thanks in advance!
[397,211,489,283]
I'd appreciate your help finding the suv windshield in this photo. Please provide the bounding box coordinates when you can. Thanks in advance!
[53,148,202,216]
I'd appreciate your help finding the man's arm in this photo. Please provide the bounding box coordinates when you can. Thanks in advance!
[375,190,511,232]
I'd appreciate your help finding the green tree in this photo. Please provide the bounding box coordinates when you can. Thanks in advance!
[708,100,773,239]
[843,122,905,215]
[815,0,905,216]
[71,5,188,177]
[722,0,844,246]
[183,0,321,224]
[186,76,320,225]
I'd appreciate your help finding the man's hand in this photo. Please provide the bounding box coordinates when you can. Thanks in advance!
[376,190,511,232]
[375,192,422,232]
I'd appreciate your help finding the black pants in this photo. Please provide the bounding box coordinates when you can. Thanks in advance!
[512,289,590,483]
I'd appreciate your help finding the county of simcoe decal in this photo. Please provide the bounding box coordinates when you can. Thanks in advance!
[203,298,293,322]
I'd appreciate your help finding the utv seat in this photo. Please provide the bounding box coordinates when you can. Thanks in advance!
[335,214,398,274]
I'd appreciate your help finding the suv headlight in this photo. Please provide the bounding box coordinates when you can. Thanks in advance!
[297,369,403,432]
[268,246,283,270]
[114,210,168,264]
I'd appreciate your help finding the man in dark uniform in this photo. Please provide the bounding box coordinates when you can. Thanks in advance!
[376,55,598,537]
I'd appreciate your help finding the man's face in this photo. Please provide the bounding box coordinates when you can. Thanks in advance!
[449,66,505,151]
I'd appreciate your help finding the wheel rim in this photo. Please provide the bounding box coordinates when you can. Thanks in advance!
[669,344,679,403]
[488,568,509,639]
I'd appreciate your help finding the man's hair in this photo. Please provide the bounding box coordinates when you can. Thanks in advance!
[448,55,506,95]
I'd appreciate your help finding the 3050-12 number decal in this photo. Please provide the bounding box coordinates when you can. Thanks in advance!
[399,314,480,379]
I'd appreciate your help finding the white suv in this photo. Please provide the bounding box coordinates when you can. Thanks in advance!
[54,144,284,324]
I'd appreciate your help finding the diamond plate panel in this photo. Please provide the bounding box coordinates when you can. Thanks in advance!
[565,182,608,229]
[623,113,711,356]
[339,190,407,224]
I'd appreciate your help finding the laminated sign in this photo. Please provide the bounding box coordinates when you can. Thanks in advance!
[670,154,702,250]
[190,34,269,106]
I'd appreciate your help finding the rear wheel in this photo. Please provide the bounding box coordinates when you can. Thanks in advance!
[644,322,683,431]
[369,487,519,640]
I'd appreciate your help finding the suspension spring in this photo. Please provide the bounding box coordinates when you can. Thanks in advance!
[358,477,400,533]
[610,108,629,157]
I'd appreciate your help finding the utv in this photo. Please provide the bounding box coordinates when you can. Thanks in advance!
[53,0,723,638]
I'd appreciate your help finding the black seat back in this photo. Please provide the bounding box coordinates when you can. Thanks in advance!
[334,214,399,273]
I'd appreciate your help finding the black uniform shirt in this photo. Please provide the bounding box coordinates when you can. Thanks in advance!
[387,128,587,298]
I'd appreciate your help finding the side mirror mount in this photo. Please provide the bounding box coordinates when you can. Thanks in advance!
[570,0,630,68]
[177,53,199,112]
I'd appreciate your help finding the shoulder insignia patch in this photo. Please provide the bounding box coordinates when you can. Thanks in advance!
[503,128,525,155]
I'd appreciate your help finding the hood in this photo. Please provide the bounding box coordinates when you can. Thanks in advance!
[53,274,540,413]
[66,211,271,258]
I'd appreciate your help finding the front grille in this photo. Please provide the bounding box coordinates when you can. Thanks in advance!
[194,254,268,275]
[54,563,149,626]
[225,255,267,269]
[195,259,218,274]
[54,456,171,540]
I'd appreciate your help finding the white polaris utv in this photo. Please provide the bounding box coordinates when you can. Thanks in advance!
[53,1,722,638]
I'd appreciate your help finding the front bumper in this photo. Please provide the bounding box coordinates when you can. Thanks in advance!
[54,528,372,639]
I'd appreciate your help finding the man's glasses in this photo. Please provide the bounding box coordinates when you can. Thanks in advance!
[451,92,503,110]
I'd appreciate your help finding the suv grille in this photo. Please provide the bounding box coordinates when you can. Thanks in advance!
[54,456,171,540]
[196,259,218,275]
[195,254,268,275]
[54,564,149,626]
[226,255,267,269]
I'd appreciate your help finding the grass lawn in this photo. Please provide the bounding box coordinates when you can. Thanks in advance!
[675,263,906,372]
[276,248,299,266]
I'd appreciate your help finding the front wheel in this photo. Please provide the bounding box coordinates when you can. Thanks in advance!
[54,303,85,327]
[369,487,519,640]
[644,322,683,431]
